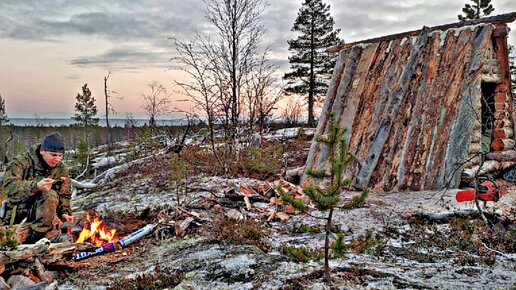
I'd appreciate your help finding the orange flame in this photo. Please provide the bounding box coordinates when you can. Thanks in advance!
[75,211,117,246]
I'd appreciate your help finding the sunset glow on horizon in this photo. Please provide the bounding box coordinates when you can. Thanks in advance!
[1,0,514,119]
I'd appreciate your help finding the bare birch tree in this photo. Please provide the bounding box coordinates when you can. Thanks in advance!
[141,81,172,133]
[172,35,222,165]
[172,0,277,141]
[241,51,282,133]
[0,93,10,167]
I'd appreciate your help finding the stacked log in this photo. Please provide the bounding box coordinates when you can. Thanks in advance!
[490,83,514,154]
[465,24,515,176]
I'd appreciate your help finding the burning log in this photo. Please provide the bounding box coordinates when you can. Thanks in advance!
[75,211,117,247]
[71,224,156,261]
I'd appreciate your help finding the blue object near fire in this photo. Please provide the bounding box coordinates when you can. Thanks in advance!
[73,242,116,261]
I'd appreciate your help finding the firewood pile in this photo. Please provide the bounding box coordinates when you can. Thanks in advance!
[221,179,313,222]
[0,239,97,289]
[0,206,209,289]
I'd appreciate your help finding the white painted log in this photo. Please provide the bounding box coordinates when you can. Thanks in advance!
[462,160,501,179]
[91,146,170,185]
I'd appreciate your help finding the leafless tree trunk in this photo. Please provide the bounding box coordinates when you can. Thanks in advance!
[172,36,225,169]
[103,72,117,147]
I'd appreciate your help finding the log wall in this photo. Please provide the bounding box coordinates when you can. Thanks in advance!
[303,19,515,192]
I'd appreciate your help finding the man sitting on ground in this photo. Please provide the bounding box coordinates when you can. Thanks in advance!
[1,133,74,243]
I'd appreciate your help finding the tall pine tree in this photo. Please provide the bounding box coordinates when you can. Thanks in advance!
[458,0,494,21]
[284,0,341,126]
[72,83,99,126]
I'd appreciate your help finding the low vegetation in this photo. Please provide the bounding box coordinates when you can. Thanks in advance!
[108,267,184,290]
[208,217,269,250]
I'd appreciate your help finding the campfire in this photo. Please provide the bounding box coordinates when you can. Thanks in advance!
[75,211,117,246]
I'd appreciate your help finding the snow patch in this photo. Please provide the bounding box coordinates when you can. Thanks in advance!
[262,127,315,140]
[93,156,117,169]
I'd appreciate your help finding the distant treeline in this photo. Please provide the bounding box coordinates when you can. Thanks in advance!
[0,124,198,165]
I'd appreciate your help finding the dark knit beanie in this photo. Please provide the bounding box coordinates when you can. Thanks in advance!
[41,133,65,153]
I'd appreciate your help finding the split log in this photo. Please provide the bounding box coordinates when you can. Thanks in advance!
[463,157,481,169]
[494,118,512,129]
[493,128,513,139]
[491,138,515,151]
[462,160,514,178]
[486,150,516,161]
[414,209,480,223]
[470,134,481,144]
[462,160,501,179]
[494,110,510,120]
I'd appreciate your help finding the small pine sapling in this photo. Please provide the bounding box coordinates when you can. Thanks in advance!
[330,232,347,258]
[280,113,368,283]
[170,154,187,208]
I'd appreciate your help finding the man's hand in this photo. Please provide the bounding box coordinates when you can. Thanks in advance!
[37,178,56,192]
[62,214,75,224]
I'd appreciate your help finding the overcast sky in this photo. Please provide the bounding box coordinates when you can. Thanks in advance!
[1,0,515,118]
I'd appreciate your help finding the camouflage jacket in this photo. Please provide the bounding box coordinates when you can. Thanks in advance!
[1,144,72,220]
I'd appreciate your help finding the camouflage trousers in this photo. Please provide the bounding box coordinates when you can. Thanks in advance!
[5,190,60,243]
[32,189,60,233]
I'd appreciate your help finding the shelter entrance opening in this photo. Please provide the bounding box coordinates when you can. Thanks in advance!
[481,82,497,153]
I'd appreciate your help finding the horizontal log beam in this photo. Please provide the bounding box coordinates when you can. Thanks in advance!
[328,12,516,52]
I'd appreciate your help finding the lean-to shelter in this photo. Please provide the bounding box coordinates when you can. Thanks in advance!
[303,13,516,192]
